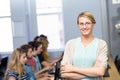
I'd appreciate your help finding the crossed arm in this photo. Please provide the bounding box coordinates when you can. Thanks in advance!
[61,60,106,79]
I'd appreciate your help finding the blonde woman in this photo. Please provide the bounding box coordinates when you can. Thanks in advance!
[4,48,29,80]
[36,34,62,65]
[36,34,49,62]
[61,11,108,80]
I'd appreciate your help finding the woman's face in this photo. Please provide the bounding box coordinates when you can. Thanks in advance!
[20,53,27,65]
[78,17,94,36]
[37,44,43,54]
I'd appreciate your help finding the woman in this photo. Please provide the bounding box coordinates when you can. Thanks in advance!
[38,34,62,65]
[4,48,29,80]
[34,34,49,62]
[61,11,108,80]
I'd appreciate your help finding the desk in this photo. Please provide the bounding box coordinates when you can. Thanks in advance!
[104,54,120,80]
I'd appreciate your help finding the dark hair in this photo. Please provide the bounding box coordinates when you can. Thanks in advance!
[20,44,33,53]
[28,41,42,50]
[33,36,40,41]
[39,34,47,39]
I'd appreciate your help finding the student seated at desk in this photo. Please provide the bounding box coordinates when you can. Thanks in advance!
[29,41,54,72]
[4,48,30,80]
[34,34,62,66]
[20,44,53,80]
[28,41,43,72]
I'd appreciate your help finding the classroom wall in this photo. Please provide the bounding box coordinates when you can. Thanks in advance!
[62,0,107,43]
[10,0,38,49]
[10,0,108,51]
[106,0,120,59]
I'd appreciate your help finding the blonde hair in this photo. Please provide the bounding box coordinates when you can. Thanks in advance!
[4,48,26,80]
[36,35,49,61]
[77,11,96,24]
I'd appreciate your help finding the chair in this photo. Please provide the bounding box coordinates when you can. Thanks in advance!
[54,51,64,80]
[0,56,8,77]
[115,55,120,73]
[103,64,110,77]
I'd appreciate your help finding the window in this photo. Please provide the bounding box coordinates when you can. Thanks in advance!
[0,0,13,52]
[36,0,64,50]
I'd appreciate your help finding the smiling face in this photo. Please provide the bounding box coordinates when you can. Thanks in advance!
[32,44,43,56]
[77,11,96,37]
[36,44,43,54]
[78,17,94,36]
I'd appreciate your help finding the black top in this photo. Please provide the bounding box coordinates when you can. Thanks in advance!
[37,53,45,68]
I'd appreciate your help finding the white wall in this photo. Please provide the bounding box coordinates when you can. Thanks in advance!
[10,0,108,50]
[11,0,38,49]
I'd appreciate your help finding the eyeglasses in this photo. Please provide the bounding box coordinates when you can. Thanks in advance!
[79,22,93,27]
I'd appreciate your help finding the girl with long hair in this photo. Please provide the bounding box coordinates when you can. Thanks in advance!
[4,48,29,80]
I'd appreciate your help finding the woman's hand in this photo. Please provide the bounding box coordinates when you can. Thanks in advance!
[61,63,74,73]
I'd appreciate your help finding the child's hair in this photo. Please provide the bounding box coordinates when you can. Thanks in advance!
[4,48,26,80]
[28,41,42,50]
[20,44,33,53]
